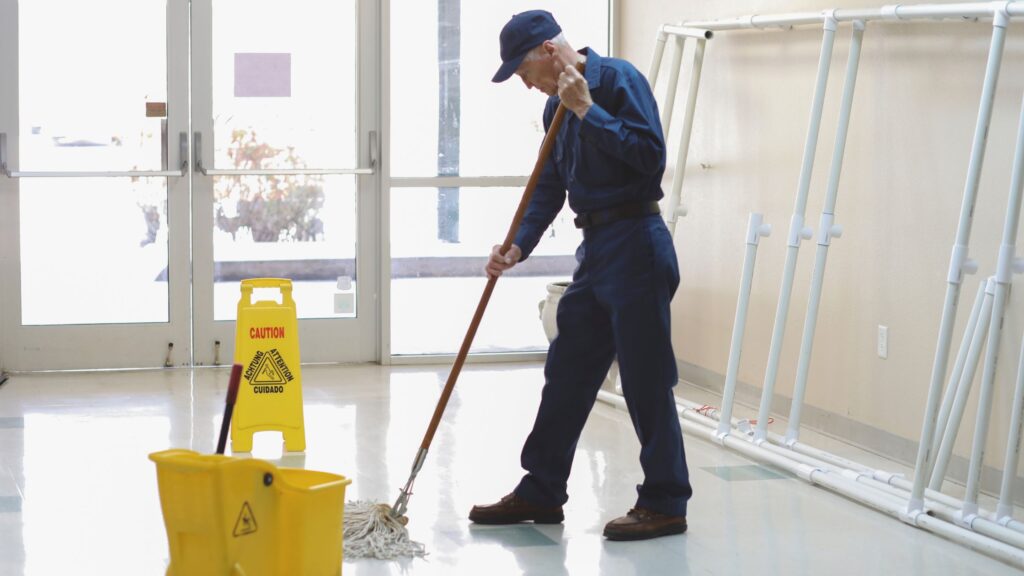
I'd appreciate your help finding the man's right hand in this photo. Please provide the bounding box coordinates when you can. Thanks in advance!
[485,244,522,279]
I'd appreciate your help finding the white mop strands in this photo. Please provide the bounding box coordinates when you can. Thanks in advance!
[343,500,426,560]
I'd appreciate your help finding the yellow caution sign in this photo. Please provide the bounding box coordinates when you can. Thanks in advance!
[233,278,306,452]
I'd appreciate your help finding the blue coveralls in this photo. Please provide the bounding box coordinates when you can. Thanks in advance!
[510,48,692,518]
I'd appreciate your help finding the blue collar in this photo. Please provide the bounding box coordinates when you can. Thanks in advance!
[579,47,603,90]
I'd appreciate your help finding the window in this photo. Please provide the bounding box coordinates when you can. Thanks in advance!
[389,1,610,355]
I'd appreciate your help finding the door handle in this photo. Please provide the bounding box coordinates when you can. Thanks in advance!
[0,132,188,178]
[369,130,378,170]
[193,132,374,176]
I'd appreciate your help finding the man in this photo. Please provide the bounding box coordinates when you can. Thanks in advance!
[469,10,691,541]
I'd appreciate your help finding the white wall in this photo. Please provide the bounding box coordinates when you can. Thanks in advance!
[618,1,1024,490]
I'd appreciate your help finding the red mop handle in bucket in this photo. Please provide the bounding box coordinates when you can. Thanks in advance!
[216,364,243,455]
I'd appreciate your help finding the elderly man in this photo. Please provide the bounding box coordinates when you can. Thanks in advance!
[469,10,691,541]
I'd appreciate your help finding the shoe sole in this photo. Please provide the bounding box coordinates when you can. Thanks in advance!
[603,523,687,541]
[470,515,564,525]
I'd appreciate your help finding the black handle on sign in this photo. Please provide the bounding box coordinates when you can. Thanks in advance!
[216,364,243,455]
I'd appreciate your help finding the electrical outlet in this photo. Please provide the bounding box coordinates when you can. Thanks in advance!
[334,292,354,315]
[878,325,888,359]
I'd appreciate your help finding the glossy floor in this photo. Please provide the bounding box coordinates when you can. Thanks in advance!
[0,363,1017,575]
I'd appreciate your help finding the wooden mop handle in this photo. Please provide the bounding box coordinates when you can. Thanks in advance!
[418,63,585,451]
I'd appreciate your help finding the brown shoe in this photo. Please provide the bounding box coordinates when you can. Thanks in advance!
[603,507,687,541]
[469,492,564,525]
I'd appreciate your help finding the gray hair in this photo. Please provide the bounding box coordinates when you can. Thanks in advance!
[522,33,569,62]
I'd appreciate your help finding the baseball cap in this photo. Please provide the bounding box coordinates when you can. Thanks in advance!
[492,10,562,83]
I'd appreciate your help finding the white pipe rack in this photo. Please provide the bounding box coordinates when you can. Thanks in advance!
[678,392,1024,537]
[716,213,772,438]
[682,2,1023,31]
[753,13,836,444]
[597,390,1024,568]
[908,5,1009,517]
[926,279,987,485]
[650,23,712,235]
[929,278,996,492]
[998,92,1024,523]
[658,35,685,138]
[785,20,862,445]
[958,13,1023,526]
[641,1,1024,569]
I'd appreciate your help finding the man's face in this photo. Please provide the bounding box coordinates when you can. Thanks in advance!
[515,44,558,96]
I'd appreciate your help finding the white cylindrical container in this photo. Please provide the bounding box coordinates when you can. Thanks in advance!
[539,281,570,342]
[539,281,620,393]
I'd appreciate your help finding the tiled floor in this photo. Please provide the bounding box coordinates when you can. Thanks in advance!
[0,363,1018,575]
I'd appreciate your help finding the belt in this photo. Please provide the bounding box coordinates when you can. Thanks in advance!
[573,201,661,229]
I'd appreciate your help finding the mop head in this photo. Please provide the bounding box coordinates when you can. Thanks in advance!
[343,500,427,560]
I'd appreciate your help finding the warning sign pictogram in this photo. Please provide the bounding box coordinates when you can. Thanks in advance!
[248,350,288,385]
[233,501,258,537]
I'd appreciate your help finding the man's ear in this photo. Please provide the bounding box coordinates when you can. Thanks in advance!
[541,40,557,56]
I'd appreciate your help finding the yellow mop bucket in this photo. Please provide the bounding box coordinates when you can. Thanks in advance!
[150,449,351,576]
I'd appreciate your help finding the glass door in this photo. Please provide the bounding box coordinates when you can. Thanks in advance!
[0,0,381,371]
[0,0,191,370]
[189,0,380,366]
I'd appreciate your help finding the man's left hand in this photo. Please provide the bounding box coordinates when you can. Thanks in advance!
[558,64,592,120]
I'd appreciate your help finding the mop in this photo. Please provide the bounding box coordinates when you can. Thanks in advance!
[342,501,424,559]
[342,67,582,561]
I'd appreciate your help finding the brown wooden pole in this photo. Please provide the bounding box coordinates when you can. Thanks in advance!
[390,63,585,519]
[421,102,572,449]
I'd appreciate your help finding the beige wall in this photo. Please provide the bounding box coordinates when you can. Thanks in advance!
[616,1,1024,482]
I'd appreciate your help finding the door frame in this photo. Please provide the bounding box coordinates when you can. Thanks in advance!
[0,0,192,371]
[188,0,382,367]
[0,0,381,372]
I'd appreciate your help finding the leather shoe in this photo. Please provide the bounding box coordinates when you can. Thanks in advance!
[469,492,564,525]
[603,507,687,541]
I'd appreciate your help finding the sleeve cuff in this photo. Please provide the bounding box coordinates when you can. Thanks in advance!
[578,103,613,140]
[513,228,540,262]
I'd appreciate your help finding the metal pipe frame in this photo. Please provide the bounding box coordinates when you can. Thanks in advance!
[961,68,1024,526]
[648,31,668,87]
[682,2,1020,32]
[634,1,1024,561]
[753,13,837,444]
[596,390,1024,568]
[908,6,1009,515]
[679,391,1024,538]
[997,89,1024,523]
[659,35,685,137]
[665,37,707,235]
[646,27,712,236]
[929,278,996,491]
[926,279,987,483]
[638,0,1024,563]
[661,24,713,40]
[716,213,772,438]
[784,20,864,444]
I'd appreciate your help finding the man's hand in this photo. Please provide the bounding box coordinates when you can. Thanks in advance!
[557,64,592,120]
[485,244,522,279]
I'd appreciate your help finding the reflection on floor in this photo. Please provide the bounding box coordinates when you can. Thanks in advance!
[0,363,1017,575]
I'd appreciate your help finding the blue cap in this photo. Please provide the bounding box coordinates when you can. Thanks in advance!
[492,10,562,83]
